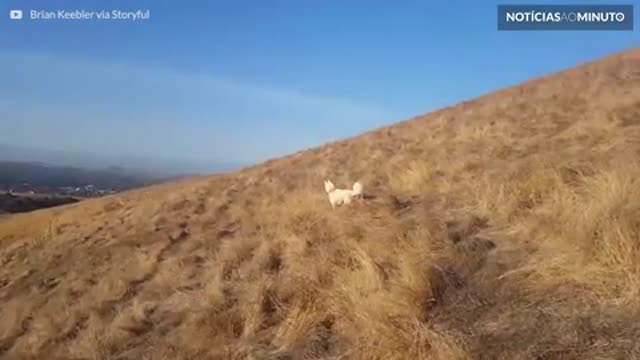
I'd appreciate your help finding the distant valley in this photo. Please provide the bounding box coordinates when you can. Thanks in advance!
[0,145,243,214]
[0,192,79,215]
[0,143,242,177]
[0,160,176,214]
[0,160,158,196]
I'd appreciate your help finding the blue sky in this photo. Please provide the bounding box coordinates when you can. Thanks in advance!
[0,0,637,169]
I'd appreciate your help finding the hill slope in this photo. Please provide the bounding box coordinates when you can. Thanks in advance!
[1,48,640,359]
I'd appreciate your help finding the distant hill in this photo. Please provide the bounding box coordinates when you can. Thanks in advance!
[0,160,170,213]
[0,160,152,191]
[0,192,79,214]
[0,144,242,177]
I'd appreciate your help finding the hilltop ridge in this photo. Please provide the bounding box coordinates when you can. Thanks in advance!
[0,47,640,359]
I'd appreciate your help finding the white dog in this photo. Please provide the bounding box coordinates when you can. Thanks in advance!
[324,179,363,208]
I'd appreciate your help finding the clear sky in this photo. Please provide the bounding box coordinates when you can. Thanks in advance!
[0,0,637,168]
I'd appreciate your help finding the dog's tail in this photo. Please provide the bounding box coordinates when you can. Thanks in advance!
[352,182,363,196]
[324,180,335,193]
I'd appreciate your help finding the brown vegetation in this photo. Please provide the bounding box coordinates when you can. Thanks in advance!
[1,48,640,359]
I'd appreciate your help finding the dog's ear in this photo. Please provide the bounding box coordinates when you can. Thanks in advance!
[324,180,335,193]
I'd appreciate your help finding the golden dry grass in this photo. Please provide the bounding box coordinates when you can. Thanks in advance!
[1,48,640,359]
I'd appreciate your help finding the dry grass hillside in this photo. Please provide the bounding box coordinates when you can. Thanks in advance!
[1,48,640,360]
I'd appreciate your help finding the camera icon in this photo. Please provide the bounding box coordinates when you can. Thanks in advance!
[10,10,23,20]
